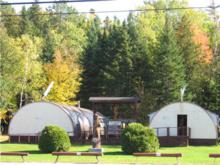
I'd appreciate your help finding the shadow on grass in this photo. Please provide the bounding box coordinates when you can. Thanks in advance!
[103,145,121,148]
[0,142,9,144]
[19,150,48,154]
[21,150,129,156]
[104,151,127,155]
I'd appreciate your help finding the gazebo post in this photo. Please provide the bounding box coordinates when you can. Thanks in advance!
[134,103,138,121]
[113,104,118,119]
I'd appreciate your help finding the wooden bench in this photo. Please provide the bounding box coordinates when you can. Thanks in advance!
[133,152,182,165]
[0,152,29,162]
[52,152,103,163]
[209,154,220,165]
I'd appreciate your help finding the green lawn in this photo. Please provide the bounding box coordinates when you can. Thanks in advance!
[0,143,220,164]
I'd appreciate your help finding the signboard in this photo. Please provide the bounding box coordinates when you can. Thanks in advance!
[108,121,121,126]
[108,120,121,135]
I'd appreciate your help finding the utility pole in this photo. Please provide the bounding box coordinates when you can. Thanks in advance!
[0,11,2,109]
[210,0,218,23]
[210,0,220,61]
[165,0,169,31]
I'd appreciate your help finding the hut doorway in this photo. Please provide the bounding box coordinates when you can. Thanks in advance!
[177,115,187,136]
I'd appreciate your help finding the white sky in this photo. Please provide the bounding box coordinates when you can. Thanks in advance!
[4,0,220,20]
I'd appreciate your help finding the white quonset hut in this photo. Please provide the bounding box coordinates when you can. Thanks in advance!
[149,102,219,146]
[9,102,105,143]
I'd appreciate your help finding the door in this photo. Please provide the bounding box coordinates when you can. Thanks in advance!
[177,115,187,136]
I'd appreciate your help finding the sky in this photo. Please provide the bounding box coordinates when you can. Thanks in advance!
[4,0,220,20]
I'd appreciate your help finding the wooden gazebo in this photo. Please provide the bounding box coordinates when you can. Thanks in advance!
[88,97,140,148]
[89,97,141,119]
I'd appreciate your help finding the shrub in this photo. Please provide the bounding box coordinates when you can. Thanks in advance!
[121,123,159,154]
[39,125,71,153]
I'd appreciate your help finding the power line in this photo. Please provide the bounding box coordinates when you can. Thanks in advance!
[1,6,219,17]
[0,0,113,6]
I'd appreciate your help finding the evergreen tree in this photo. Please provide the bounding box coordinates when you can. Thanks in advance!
[104,21,133,97]
[177,15,199,82]
[20,6,30,35]
[176,14,200,101]
[127,13,155,90]
[41,30,57,63]
[153,20,186,108]
[0,4,21,37]
[127,13,156,120]
[26,3,48,36]
[79,16,103,107]
[177,12,217,110]
[214,58,220,110]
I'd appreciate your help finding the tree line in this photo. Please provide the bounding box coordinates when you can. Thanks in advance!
[0,0,219,121]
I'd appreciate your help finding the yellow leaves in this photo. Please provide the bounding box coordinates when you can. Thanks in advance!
[44,50,82,105]
[183,10,209,30]
[42,24,86,105]
[0,110,7,120]
[58,21,87,58]
[13,35,44,100]
[137,5,165,44]
[1,31,44,108]
[14,35,43,76]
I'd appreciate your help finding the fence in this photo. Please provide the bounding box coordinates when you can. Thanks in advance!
[155,127,191,137]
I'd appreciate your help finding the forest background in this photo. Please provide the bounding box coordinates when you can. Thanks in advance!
[1,0,220,122]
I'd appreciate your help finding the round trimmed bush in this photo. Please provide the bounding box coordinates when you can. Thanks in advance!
[121,123,159,154]
[39,125,71,153]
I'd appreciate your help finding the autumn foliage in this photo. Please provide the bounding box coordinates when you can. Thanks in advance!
[44,50,82,105]
[191,24,213,64]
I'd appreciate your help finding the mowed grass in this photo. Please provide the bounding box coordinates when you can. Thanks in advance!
[0,142,220,164]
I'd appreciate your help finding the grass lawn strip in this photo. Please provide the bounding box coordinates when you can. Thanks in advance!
[0,143,220,164]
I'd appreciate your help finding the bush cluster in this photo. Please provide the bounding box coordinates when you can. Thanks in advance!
[39,125,71,153]
[121,123,159,154]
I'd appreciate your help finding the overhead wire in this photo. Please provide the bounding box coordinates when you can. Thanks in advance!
[0,0,113,6]
[1,6,220,17]
[0,0,220,17]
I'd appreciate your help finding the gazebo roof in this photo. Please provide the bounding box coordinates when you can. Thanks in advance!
[89,97,140,104]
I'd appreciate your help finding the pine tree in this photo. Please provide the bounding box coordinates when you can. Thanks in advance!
[177,13,216,109]
[153,19,186,108]
[20,6,30,35]
[79,16,103,107]
[126,13,157,119]
[103,21,133,97]
[215,58,220,110]
[177,15,198,81]
[201,58,220,111]
[127,13,153,90]
[0,4,21,37]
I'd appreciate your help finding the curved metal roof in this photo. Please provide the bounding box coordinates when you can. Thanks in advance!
[9,101,106,137]
[148,102,219,126]
[89,97,140,104]
[52,102,105,132]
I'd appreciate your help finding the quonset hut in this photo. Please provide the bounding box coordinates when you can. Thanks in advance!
[9,102,105,143]
[149,102,219,146]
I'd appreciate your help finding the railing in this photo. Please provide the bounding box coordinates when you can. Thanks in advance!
[154,127,191,137]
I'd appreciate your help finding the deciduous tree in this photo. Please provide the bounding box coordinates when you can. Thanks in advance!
[44,50,82,105]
